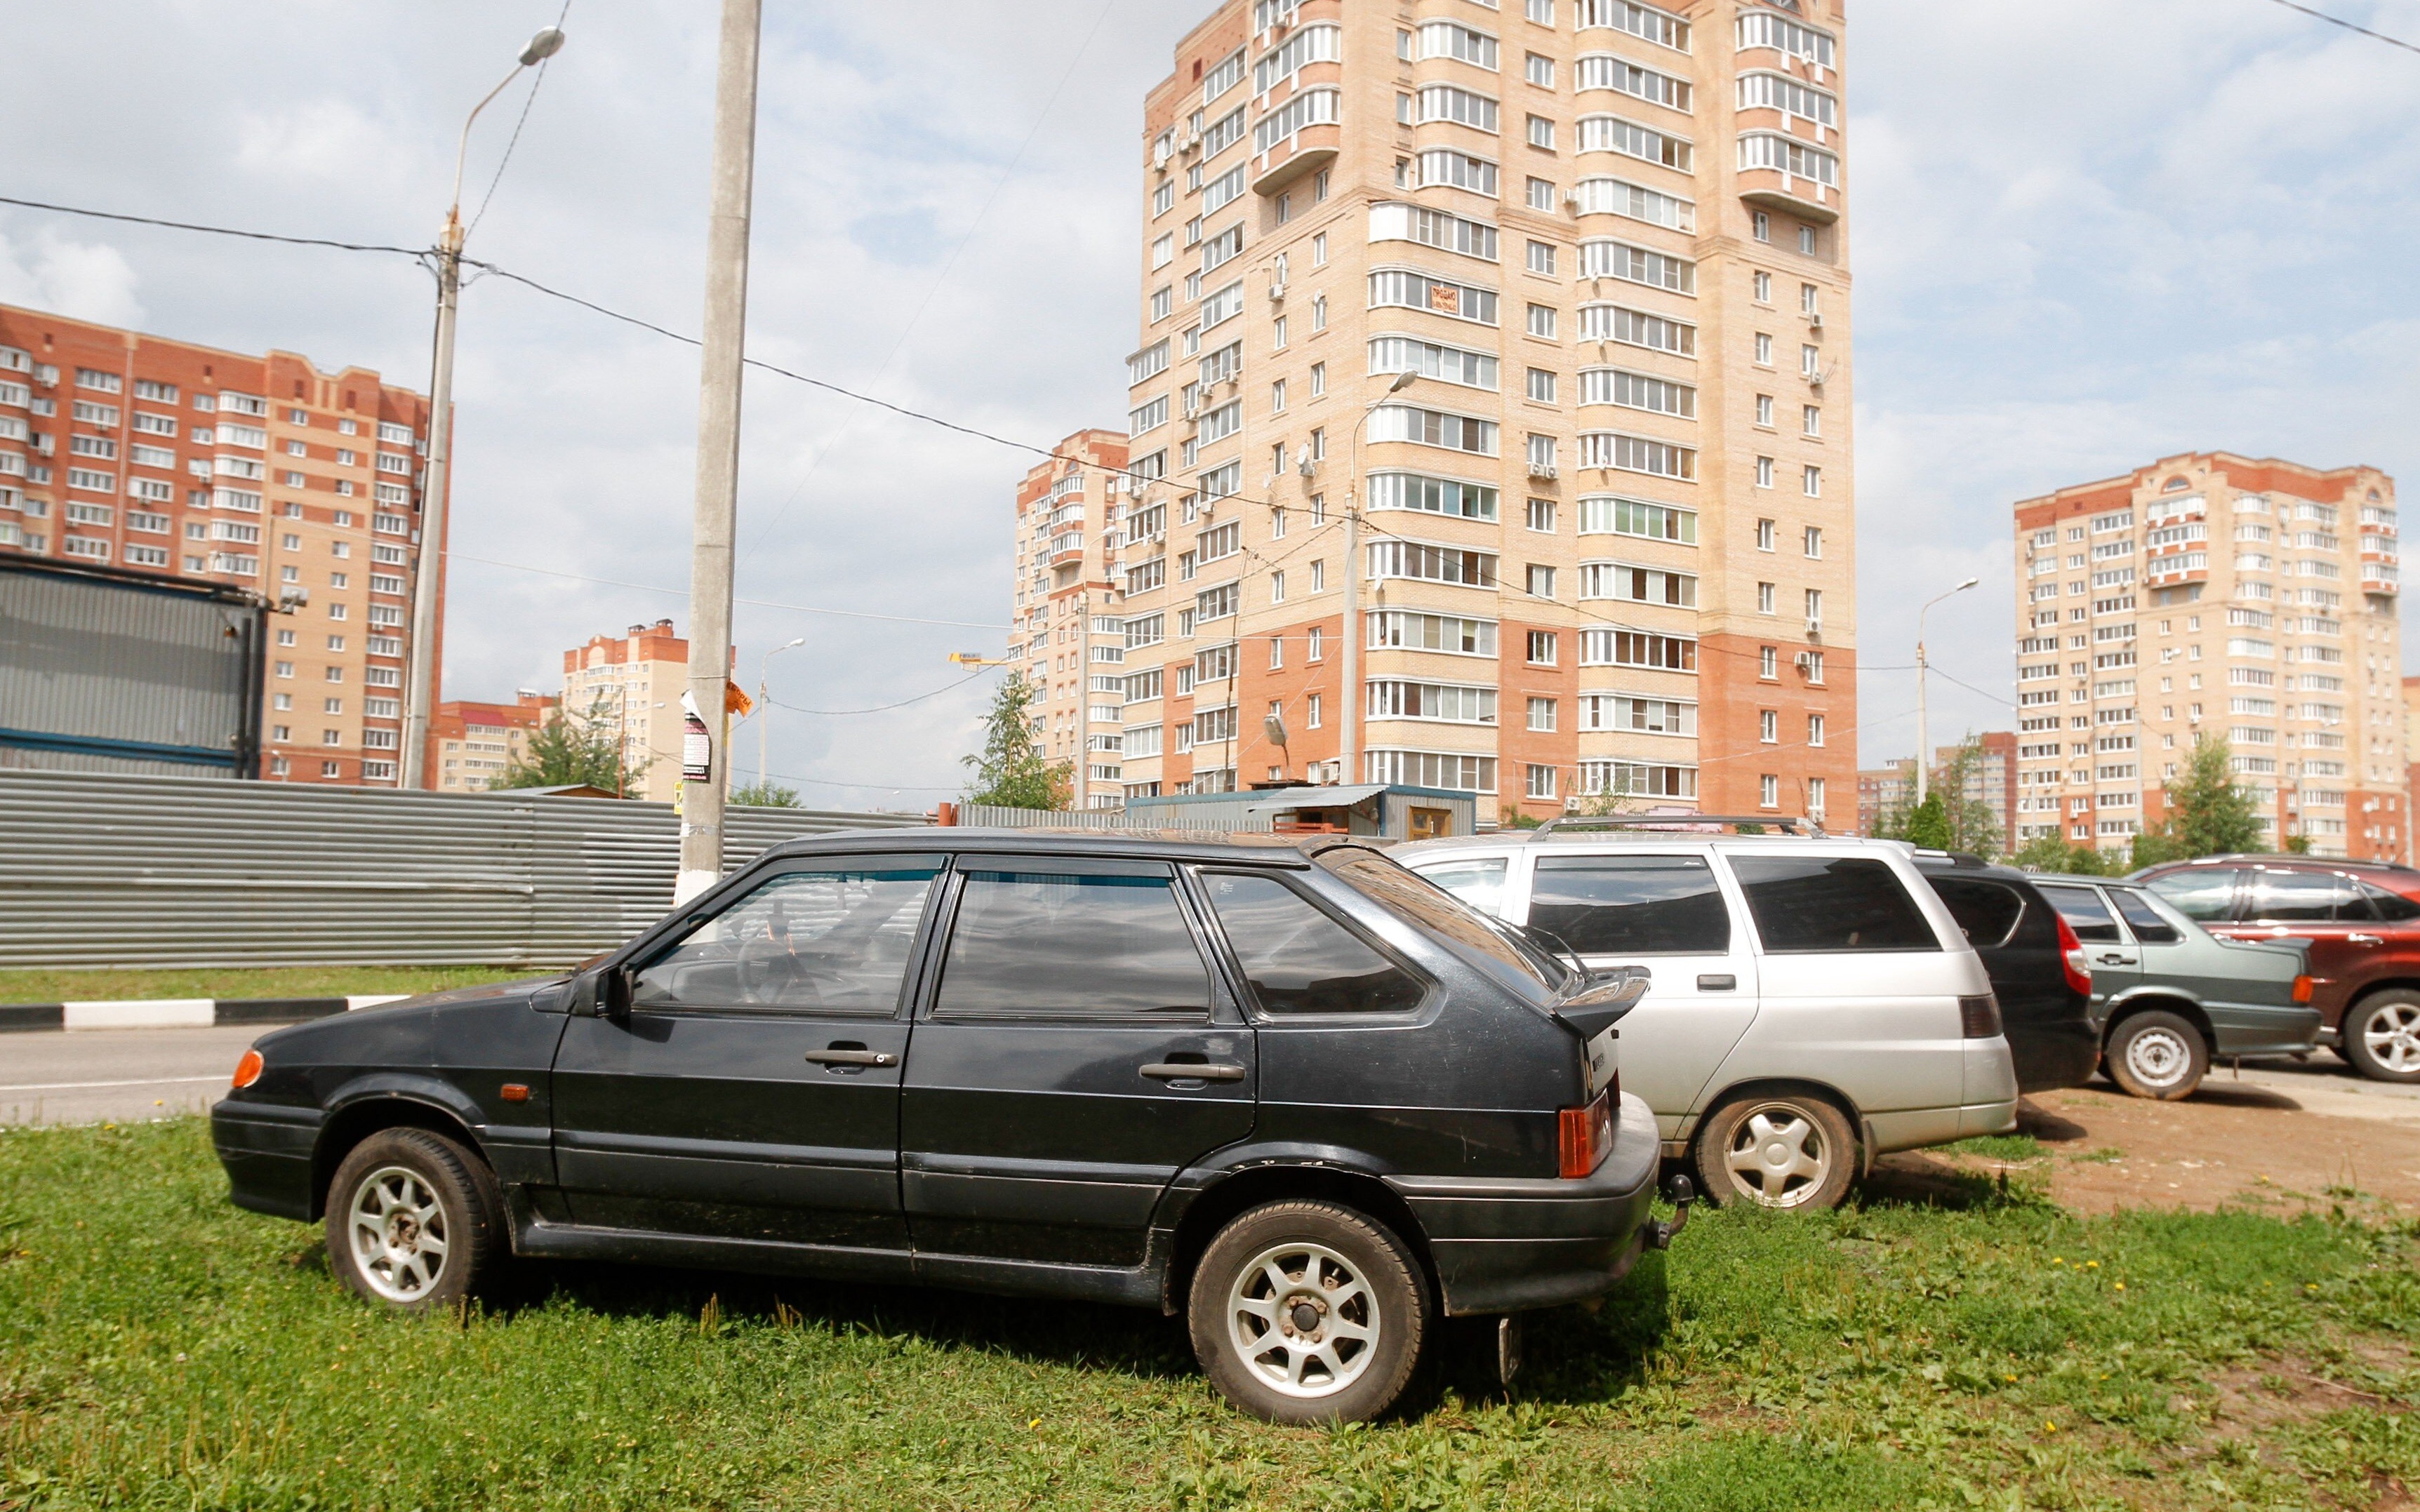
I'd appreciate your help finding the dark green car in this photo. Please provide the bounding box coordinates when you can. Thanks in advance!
[2030,876,2319,1099]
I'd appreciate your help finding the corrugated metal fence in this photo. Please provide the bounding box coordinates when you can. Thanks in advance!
[0,770,926,970]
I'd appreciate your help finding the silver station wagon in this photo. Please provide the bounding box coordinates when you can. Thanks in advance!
[1401,819,2018,1211]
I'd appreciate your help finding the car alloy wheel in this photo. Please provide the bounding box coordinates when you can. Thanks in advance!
[2348,994,2420,1083]
[1721,1103,1835,1208]
[1225,1240,1380,1400]
[347,1165,449,1303]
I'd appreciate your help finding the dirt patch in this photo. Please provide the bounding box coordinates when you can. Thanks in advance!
[1872,1083,2420,1217]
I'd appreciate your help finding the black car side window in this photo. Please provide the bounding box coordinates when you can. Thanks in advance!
[1199,871,1425,1015]
[630,862,941,1014]
[1925,876,2026,949]
[1724,855,1939,954]
[2108,889,2183,944]
[2037,884,2123,944]
[933,867,1212,1019]
[1529,855,1731,954]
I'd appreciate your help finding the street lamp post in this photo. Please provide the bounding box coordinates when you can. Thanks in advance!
[757,635,806,789]
[1914,575,1980,805]
[401,25,566,790]
[1340,370,1420,789]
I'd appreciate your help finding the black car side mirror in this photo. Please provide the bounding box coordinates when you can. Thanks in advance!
[599,967,633,1020]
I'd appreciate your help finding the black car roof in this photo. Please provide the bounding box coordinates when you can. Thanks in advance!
[1910,852,2042,885]
[759,827,1358,868]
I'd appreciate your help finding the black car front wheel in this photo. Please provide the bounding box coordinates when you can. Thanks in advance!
[1188,1200,1428,1424]
[325,1128,505,1312]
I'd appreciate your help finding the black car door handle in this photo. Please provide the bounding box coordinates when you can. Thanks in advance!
[805,1048,896,1067]
[1141,1062,1246,1083]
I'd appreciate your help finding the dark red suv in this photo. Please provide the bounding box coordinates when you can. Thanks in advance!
[2134,856,2420,1083]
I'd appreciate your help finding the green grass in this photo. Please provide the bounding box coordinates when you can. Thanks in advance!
[1939,1133,2045,1163]
[1,1123,2414,1511]
[0,965,536,1006]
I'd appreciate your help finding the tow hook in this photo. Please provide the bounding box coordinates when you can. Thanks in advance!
[1647,1173,1694,1250]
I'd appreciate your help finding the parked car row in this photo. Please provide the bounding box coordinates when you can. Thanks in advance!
[211,824,2382,1423]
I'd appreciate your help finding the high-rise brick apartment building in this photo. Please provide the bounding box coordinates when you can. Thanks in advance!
[2012,453,2403,862]
[1104,0,1856,822]
[1011,430,1133,808]
[0,304,438,787]
[561,620,690,801]
[427,692,556,793]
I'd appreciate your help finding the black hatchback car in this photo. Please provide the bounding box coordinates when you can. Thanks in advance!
[1913,853,2099,1092]
[213,831,1670,1422]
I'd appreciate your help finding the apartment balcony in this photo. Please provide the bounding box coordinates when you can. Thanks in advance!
[1251,120,1339,198]
[1737,166,1838,225]
[2143,551,2208,588]
[2362,562,2399,596]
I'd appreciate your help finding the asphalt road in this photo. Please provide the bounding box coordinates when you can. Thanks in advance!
[2,1029,2416,1130]
[0,1024,263,1127]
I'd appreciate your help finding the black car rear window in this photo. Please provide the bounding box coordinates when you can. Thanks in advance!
[1530,855,1731,955]
[1925,876,2026,949]
[1197,871,1425,1015]
[2037,883,2123,943]
[1724,855,1940,954]
[1319,849,1564,994]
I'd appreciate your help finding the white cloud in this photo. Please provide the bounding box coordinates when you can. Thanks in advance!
[0,230,145,328]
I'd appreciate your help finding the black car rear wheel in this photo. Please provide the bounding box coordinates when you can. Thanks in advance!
[325,1128,505,1312]
[2342,991,2420,1084]
[1188,1200,1428,1424]
[2104,1010,2207,1100]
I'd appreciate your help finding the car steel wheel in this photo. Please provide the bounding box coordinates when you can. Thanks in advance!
[347,1165,450,1304]
[1225,1240,1380,1400]
[2122,1024,2195,1091]
[2362,1003,2420,1073]
[1722,1104,1834,1207]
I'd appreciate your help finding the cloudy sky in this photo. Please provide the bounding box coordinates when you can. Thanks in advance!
[4,0,2415,807]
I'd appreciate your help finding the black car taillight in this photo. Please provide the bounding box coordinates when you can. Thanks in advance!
[1558,1088,1614,1179]
[1960,994,2002,1039]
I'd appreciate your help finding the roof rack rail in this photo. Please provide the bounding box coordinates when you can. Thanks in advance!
[1531,813,1829,838]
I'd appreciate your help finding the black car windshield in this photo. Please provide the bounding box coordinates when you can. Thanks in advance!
[1319,848,1571,997]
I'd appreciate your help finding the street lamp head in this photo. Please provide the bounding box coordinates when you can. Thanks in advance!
[1386,369,1419,394]
[781,636,806,651]
[519,27,567,66]
[1955,576,1980,591]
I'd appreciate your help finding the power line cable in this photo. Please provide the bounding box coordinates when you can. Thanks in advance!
[2261,0,2420,55]
[765,667,999,716]
[0,194,425,257]
[442,551,1013,629]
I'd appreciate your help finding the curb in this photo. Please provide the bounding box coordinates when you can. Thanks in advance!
[0,995,412,1033]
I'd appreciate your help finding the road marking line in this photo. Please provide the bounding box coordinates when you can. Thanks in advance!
[0,1075,228,1093]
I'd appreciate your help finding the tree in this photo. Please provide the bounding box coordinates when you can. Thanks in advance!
[487,692,649,796]
[731,780,801,808]
[962,674,1069,810]
[1901,791,1953,848]
[1874,737,2002,859]
[2160,733,2266,858]
[2283,833,2313,855]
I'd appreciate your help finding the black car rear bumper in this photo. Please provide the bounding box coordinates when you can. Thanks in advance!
[1386,1092,1661,1315]
[211,1098,324,1222]
[2008,1018,2101,1093]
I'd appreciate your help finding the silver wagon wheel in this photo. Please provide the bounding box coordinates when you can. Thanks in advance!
[1225,1240,1380,1399]
[1722,1104,1835,1207]
[347,1165,450,1303]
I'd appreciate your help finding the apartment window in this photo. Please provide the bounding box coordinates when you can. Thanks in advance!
[1802,404,1821,436]
[1760,709,1779,743]
[1527,697,1557,732]
[1526,368,1557,403]
[1527,115,1555,149]
[1760,645,1779,678]
[1153,181,1174,217]
[1271,570,1287,604]
[1760,774,1780,808]
[1800,226,1818,254]
[1526,0,1553,22]
[1311,295,1327,330]
[1753,210,1771,242]
[1310,428,1325,460]
[1526,433,1556,471]
[1519,178,1558,216]
[1270,380,1287,413]
[1310,560,1325,591]
[1308,627,1324,660]
[1755,457,1775,488]
[1312,232,1329,266]
[1756,517,1776,551]
[1525,563,1556,599]
[1802,465,1821,497]
[1526,497,1555,533]
[1753,270,1771,302]
[1525,52,1553,87]
[1309,361,1326,397]
[1272,316,1288,349]
[1757,581,1776,614]
[1526,239,1557,276]
[1807,714,1826,747]
[1151,286,1173,321]
[1526,303,1557,339]
[1804,587,1823,624]
[1755,394,1774,427]
[1802,526,1822,558]
[1527,629,1557,665]
[1525,764,1558,801]
[1755,333,1774,365]
[1802,343,1821,377]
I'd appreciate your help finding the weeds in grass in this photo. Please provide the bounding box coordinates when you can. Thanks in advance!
[1941,1134,2045,1163]
[0,1120,2412,1511]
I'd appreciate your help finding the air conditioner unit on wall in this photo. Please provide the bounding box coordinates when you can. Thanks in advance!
[1528,463,1558,481]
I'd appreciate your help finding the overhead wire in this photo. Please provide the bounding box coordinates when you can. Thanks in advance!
[2261,0,2420,55]
[465,0,575,241]
[444,551,1013,629]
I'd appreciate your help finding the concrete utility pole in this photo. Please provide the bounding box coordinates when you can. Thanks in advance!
[1913,575,1979,805]
[1341,370,1420,789]
[677,0,763,905]
[403,27,566,789]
